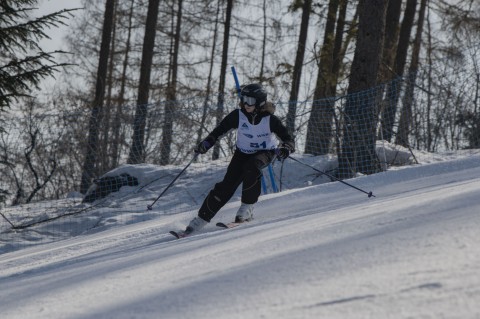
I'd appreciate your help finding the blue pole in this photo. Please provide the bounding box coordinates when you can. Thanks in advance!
[231,66,242,98]
[261,174,268,194]
[268,164,278,193]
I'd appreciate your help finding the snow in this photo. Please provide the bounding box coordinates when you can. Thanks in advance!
[1,146,480,319]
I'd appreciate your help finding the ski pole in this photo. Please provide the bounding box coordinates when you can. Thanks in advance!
[147,153,199,210]
[287,156,375,198]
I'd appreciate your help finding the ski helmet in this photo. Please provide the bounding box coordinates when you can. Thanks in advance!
[240,83,267,110]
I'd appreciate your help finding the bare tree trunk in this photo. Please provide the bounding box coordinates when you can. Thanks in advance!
[160,0,183,165]
[286,0,312,136]
[376,0,402,140]
[80,0,115,193]
[212,0,233,160]
[381,0,418,141]
[128,0,160,164]
[331,0,349,89]
[111,0,135,168]
[426,6,433,151]
[396,0,428,147]
[305,0,339,155]
[259,0,267,81]
[103,0,118,172]
[197,0,221,147]
[379,0,402,81]
[338,0,388,178]
[330,0,351,156]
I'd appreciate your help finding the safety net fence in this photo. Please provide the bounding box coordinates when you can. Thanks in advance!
[1,74,478,252]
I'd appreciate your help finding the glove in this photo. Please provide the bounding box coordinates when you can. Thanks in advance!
[275,144,292,160]
[195,140,212,154]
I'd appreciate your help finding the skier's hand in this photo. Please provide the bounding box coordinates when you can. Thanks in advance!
[275,144,292,160]
[195,140,212,154]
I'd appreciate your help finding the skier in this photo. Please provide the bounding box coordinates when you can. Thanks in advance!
[184,83,295,234]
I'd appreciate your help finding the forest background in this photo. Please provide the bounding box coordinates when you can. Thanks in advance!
[0,0,479,210]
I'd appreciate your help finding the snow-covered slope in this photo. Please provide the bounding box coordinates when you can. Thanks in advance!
[1,154,479,319]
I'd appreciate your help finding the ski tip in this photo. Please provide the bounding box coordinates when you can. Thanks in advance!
[216,221,246,229]
[170,230,192,239]
[216,222,229,228]
[169,230,183,239]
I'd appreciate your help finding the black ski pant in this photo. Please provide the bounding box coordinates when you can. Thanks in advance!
[198,149,275,222]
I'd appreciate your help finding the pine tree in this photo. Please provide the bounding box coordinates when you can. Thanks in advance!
[0,0,76,114]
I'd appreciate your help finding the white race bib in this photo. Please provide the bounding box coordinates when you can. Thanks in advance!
[236,112,279,154]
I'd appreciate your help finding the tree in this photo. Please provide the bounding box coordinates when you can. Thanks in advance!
[305,0,341,155]
[337,0,388,178]
[110,0,136,168]
[375,0,402,142]
[100,0,118,174]
[378,0,402,81]
[285,0,312,136]
[0,0,75,115]
[196,0,221,150]
[436,0,480,149]
[212,0,234,160]
[258,0,268,82]
[396,0,428,147]
[160,0,184,165]
[127,0,161,164]
[381,0,418,141]
[0,99,61,206]
[80,0,116,194]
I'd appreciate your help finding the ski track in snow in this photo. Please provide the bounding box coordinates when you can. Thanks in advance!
[0,155,480,318]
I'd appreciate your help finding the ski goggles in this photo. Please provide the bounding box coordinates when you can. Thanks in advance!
[242,95,256,106]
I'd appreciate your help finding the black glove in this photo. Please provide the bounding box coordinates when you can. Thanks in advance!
[275,144,292,160]
[195,140,212,154]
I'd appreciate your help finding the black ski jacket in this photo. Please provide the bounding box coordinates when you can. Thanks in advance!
[204,103,295,152]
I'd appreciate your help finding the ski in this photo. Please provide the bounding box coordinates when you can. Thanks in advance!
[169,230,191,239]
[216,221,246,229]
[170,220,249,239]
